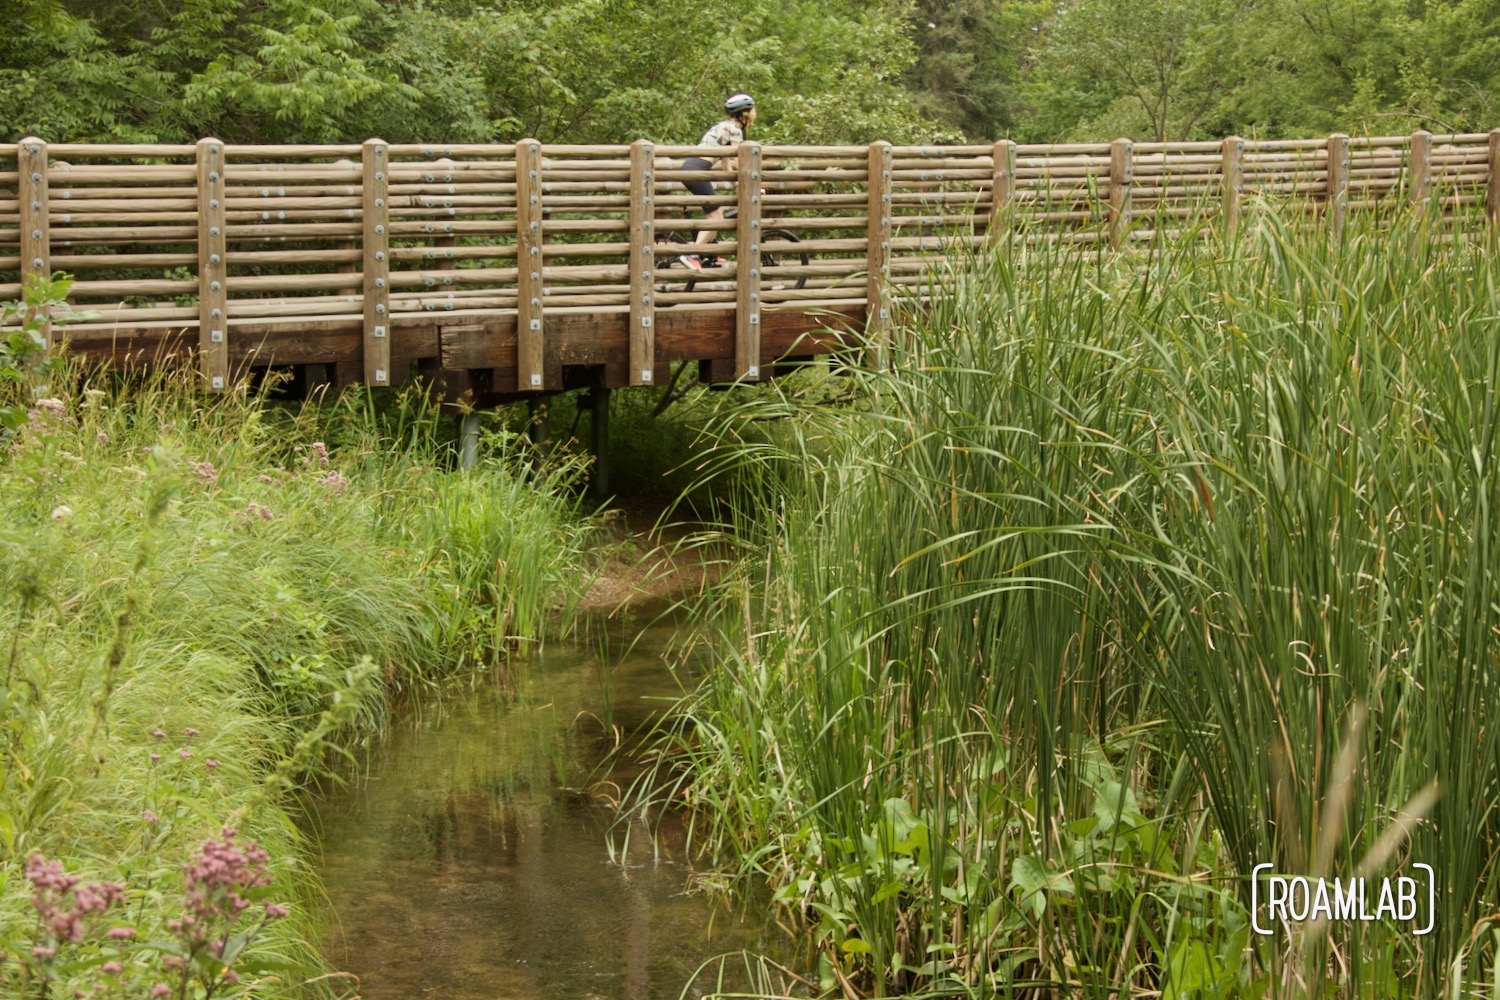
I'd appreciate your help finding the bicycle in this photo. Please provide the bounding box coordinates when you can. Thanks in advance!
[658,206,810,294]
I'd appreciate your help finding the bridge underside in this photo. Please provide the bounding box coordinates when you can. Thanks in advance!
[61,303,869,405]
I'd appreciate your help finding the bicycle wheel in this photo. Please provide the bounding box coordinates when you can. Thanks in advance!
[761,229,808,291]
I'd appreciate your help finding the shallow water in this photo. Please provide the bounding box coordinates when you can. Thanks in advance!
[313,602,800,999]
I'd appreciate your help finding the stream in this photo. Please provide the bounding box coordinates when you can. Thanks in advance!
[311,599,803,999]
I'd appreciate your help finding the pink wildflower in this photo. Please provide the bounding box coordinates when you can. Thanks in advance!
[190,460,217,481]
[152,728,166,740]
[151,985,171,998]
[106,927,135,940]
[144,810,158,825]
[316,469,349,495]
[101,961,123,974]
[243,502,274,522]
[205,759,221,770]
[264,902,289,919]
[150,753,161,764]
[184,727,199,738]
[178,749,193,760]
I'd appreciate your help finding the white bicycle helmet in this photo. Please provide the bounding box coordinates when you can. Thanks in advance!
[725,93,756,114]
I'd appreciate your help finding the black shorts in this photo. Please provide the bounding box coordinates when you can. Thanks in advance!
[680,156,716,198]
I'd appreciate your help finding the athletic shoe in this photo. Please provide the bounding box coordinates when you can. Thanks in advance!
[678,254,704,271]
[700,256,726,269]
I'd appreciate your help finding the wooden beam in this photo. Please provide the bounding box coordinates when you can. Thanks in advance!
[1487,129,1500,230]
[362,139,391,386]
[1108,137,1133,249]
[628,138,656,386]
[516,138,544,391]
[1408,130,1432,207]
[1326,132,1350,239]
[866,141,892,369]
[18,137,51,346]
[735,141,762,380]
[987,139,1015,246]
[196,137,228,391]
[1221,136,1244,234]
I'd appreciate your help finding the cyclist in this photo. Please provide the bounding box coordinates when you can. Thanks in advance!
[678,93,757,270]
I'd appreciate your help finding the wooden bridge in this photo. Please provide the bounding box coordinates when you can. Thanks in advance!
[3,130,1498,407]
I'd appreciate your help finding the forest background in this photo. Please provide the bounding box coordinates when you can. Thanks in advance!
[5,0,1499,148]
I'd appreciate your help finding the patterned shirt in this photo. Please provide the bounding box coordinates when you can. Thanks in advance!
[698,119,744,148]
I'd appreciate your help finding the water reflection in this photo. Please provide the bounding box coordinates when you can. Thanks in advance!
[313,603,798,999]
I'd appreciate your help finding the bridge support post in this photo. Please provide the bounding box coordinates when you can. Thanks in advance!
[987,139,1015,246]
[1486,129,1500,230]
[516,139,545,391]
[866,141,892,370]
[588,387,610,498]
[527,397,549,449]
[1221,136,1244,236]
[362,138,391,387]
[18,137,52,347]
[459,411,482,471]
[734,142,763,381]
[629,139,657,386]
[1408,130,1432,208]
[1326,133,1350,241]
[1108,137,1133,250]
[196,137,229,391]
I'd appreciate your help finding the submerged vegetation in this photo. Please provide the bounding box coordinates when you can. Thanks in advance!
[649,209,1500,998]
[0,286,599,996]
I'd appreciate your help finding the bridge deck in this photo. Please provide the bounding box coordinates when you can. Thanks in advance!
[3,132,1497,402]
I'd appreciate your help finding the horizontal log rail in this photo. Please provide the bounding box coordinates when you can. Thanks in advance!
[2,130,1498,398]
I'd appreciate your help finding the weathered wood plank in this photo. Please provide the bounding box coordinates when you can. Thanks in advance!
[362,139,391,386]
[196,138,228,390]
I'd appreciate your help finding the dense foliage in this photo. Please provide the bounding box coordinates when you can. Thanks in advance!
[4,0,1497,146]
[652,209,1500,997]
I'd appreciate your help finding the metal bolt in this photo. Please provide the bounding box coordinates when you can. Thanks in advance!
[209,171,220,182]
[375,277,385,288]
[375,224,385,234]
[210,329,223,343]
[529,319,541,331]
[32,258,43,268]
[375,369,387,382]
[375,251,385,262]
[210,198,220,210]
[530,297,540,307]
[31,172,41,182]
[210,281,221,292]
[30,229,41,240]
[31,201,40,211]
[530,272,539,282]
[641,369,652,381]
[530,373,542,387]
[641,317,651,328]
[211,376,225,390]
[210,253,221,265]
[375,197,385,208]
[374,325,386,337]
[211,308,222,319]
[375,171,385,181]
[376,304,386,314]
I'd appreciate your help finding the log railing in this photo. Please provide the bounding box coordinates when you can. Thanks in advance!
[2,130,1498,393]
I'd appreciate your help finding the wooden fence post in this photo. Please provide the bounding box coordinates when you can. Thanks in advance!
[735,141,762,381]
[1108,137,1133,249]
[196,137,228,391]
[987,139,1015,245]
[18,137,52,346]
[362,139,391,387]
[1408,130,1432,208]
[1221,136,1244,235]
[1487,129,1500,230]
[516,139,545,391]
[866,141,892,369]
[628,139,656,386]
[1326,132,1350,239]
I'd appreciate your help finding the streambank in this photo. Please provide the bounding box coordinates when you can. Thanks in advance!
[0,373,601,998]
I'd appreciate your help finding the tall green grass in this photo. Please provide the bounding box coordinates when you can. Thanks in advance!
[646,209,1500,998]
[0,362,598,996]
